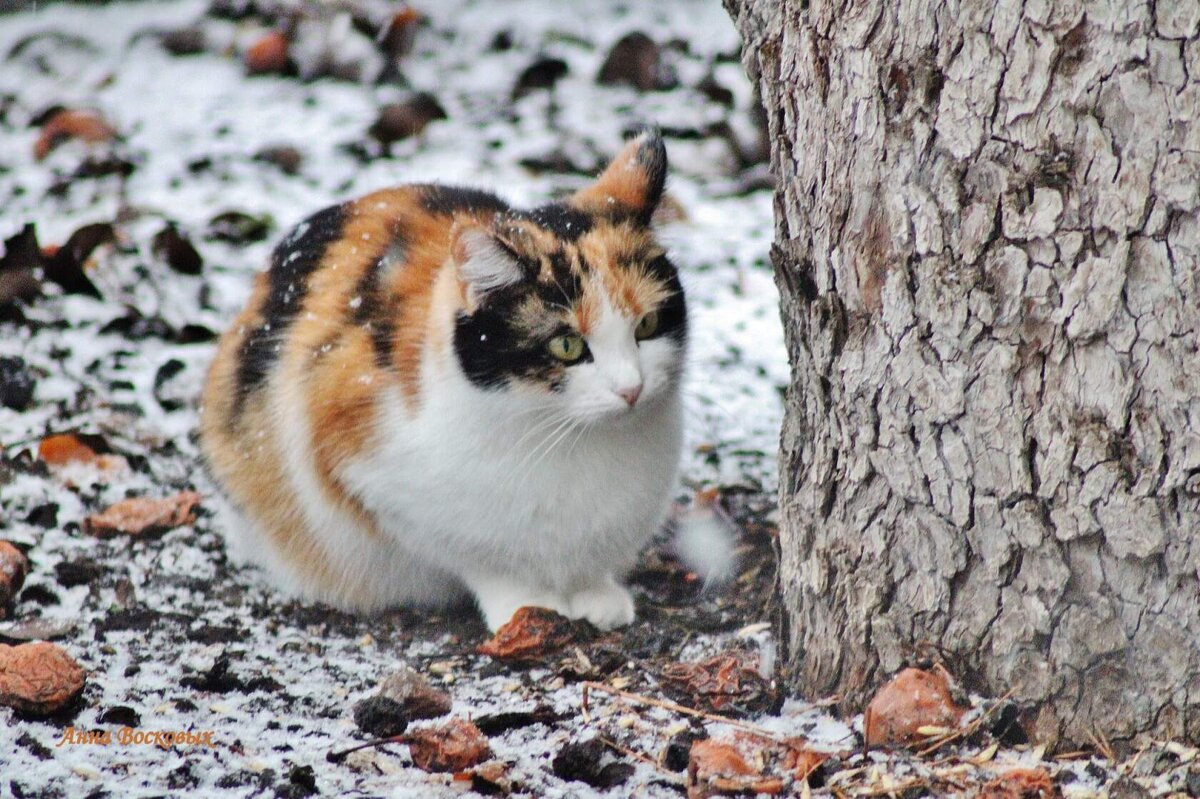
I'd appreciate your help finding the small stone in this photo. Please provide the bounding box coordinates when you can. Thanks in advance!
[0,641,87,716]
[377,666,452,720]
[352,696,408,738]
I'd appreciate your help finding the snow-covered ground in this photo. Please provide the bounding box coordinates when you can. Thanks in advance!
[0,2,1152,797]
[0,1,799,795]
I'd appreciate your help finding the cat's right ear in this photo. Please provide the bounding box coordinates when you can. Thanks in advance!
[451,224,524,311]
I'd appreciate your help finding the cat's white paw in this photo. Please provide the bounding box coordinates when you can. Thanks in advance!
[568,578,636,630]
[468,576,571,632]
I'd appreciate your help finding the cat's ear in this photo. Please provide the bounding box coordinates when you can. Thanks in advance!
[571,128,666,226]
[451,223,525,310]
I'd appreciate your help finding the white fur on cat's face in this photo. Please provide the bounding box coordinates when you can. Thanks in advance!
[557,289,685,423]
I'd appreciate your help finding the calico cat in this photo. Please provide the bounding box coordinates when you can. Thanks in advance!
[200,130,687,631]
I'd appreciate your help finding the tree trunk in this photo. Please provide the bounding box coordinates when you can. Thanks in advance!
[725,0,1200,746]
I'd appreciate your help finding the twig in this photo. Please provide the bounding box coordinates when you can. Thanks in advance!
[594,734,686,786]
[915,689,1015,756]
[326,733,407,764]
[582,681,791,742]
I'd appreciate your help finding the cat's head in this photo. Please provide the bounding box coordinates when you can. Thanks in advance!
[451,130,686,423]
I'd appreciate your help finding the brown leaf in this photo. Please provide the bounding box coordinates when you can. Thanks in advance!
[659,652,773,715]
[84,491,201,538]
[477,606,576,662]
[43,223,112,298]
[379,7,421,59]
[0,641,86,716]
[597,32,677,91]
[687,738,785,798]
[782,739,827,782]
[38,433,98,466]
[407,717,491,773]
[0,542,29,616]
[978,768,1058,799]
[245,30,290,75]
[34,109,116,160]
[369,93,446,145]
[863,667,968,748]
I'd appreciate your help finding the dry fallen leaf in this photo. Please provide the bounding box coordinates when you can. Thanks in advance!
[84,491,201,538]
[978,767,1058,799]
[406,717,491,773]
[245,30,290,75]
[659,652,773,715]
[477,606,576,662]
[34,109,117,160]
[0,542,29,616]
[863,667,968,748]
[38,433,98,466]
[687,738,786,797]
[0,641,87,716]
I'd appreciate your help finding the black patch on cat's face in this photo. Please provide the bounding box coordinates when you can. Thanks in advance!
[234,203,349,413]
[647,255,687,343]
[419,184,511,217]
[453,289,568,391]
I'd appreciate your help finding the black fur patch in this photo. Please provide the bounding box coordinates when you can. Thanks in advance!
[453,293,566,391]
[234,203,349,412]
[351,231,408,369]
[419,184,510,217]
[524,203,593,240]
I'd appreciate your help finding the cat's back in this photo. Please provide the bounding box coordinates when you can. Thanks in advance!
[199,185,510,539]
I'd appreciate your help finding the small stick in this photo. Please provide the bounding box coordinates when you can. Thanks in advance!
[594,734,686,786]
[326,734,407,764]
[582,681,792,743]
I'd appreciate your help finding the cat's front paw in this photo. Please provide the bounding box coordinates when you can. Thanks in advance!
[568,578,636,630]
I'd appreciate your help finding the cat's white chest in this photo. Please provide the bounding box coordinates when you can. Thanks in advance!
[342,382,683,590]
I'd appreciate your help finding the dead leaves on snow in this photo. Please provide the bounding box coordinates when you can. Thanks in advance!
[477,606,578,662]
[83,492,201,538]
[0,641,87,716]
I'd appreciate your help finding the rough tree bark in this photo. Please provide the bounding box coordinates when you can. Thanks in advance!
[724,0,1200,746]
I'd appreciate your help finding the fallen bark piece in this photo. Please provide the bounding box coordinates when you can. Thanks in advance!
[0,641,86,715]
[377,666,452,719]
[659,652,774,715]
[597,32,677,91]
[477,606,575,662]
[34,109,117,160]
[353,696,409,738]
[978,767,1057,799]
[406,717,490,773]
[863,667,967,748]
[84,491,201,538]
[0,542,30,616]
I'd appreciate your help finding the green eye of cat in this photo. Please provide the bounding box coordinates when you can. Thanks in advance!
[548,333,587,363]
[635,311,660,340]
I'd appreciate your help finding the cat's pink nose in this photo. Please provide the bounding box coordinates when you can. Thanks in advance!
[617,384,643,407]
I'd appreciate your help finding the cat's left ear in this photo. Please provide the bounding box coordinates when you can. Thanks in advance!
[451,223,525,311]
[571,128,666,226]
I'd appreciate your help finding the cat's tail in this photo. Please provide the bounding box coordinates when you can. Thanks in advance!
[671,490,739,589]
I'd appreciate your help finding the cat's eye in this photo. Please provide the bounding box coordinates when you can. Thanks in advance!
[548,333,587,363]
[634,311,660,340]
